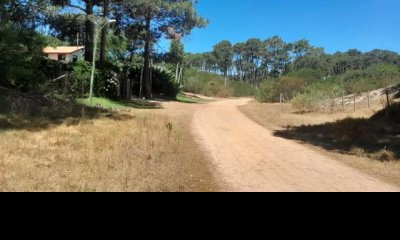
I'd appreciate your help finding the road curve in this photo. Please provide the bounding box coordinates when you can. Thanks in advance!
[192,98,399,192]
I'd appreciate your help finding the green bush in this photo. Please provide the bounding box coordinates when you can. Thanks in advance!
[97,62,122,99]
[184,68,256,97]
[256,76,307,103]
[70,61,93,98]
[230,81,257,97]
[206,81,230,97]
[292,82,345,112]
[256,80,277,102]
[340,64,400,94]
[127,65,179,98]
[151,66,180,98]
[184,69,229,97]
[286,68,325,84]
[257,63,400,112]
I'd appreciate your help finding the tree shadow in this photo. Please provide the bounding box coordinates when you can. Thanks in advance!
[0,100,145,132]
[119,99,163,109]
[394,90,400,99]
[274,104,400,161]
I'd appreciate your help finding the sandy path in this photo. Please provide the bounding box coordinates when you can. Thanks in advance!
[192,98,399,192]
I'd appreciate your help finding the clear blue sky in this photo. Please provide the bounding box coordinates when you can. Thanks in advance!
[170,0,400,54]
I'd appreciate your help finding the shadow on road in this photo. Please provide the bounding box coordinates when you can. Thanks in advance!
[274,103,400,161]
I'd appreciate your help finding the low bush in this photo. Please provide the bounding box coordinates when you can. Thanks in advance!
[286,68,325,84]
[256,80,277,102]
[230,81,257,97]
[184,69,255,97]
[292,83,345,112]
[256,76,307,103]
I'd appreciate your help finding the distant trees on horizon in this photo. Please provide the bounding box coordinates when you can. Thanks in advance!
[186,36,400,86]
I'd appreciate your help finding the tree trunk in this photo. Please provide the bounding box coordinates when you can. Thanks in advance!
[126,78,131,100]
[176,63,180,83]
[254,69,257,84]
[179,67,183,85]
[224,70,228,87]
[149,59,153,99]
[100,0,110,64]
[140,64,144,98]
[143,10,152,99]
[85,1,95,62]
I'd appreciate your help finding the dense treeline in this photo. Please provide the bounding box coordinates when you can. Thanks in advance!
[0,0,206,108]
[186,37,400,85]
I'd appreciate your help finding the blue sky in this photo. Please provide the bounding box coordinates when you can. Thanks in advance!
[165,0,400,54]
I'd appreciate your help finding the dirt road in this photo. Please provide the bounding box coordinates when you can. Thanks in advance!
[192,98,399,192]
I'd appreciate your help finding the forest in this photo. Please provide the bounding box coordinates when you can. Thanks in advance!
[187,37,400,110]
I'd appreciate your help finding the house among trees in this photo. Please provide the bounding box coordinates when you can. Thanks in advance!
[43,46,85,63]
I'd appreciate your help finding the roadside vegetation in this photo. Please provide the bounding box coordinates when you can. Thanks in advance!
[183,69,256,98]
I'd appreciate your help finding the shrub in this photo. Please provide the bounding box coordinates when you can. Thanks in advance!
[256,80,277,102]
[292,82,345,112]
[206,81,230,97]
[276,76,307,99]
[184,69,230,97]
[151,66,180,98]
[70,61,93,98]
[341,64,400,94]
[183,68,257,98]
[286,68,325,84]
[127,65,179,98]
[97,62,122,99]
[230,81,257,97]
[256,76,307,103]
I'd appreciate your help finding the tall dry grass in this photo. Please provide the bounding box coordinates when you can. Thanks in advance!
[240,101,386,131]
[0,110,217,192]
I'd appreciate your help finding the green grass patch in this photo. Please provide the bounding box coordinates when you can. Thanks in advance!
[77,97,161,110]
[176,93,208,104]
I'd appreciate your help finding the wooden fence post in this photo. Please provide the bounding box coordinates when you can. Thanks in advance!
[386,90,391,107]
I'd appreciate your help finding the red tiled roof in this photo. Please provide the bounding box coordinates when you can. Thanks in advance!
[43,46,85,54]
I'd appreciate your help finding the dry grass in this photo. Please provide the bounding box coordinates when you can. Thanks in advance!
[0,108,218,192]
[240,101,386,131]
[239,101,400,187]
